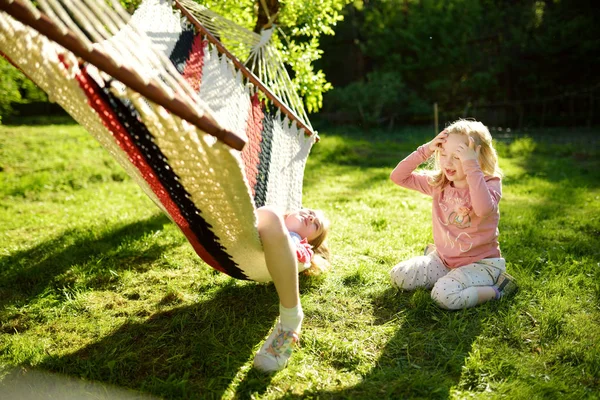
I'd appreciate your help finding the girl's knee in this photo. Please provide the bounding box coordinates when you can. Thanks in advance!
[431,277,466,310]
[256,207,286,238]
[431,293,462,310]
[390,263,411,289]
[390,256,427,290]
[390,255,446,290]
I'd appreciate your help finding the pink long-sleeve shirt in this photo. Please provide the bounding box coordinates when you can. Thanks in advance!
[391,145,502,268]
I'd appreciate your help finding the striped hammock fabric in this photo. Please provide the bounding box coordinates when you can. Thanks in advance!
[0,0,318,282]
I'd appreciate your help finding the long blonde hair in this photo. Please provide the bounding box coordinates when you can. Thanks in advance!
[428,119,503,188]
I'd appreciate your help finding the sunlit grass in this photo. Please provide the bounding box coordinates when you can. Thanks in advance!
[0,121,599,399]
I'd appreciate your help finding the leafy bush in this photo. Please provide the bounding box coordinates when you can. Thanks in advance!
[319,0,600,128]
[323,71,429,126]
[0,58,48,123]
[0,58,23,122]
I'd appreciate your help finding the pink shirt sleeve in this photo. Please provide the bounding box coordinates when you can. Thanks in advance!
[289,232,313,272]
[463,159,502,217]
[295,237,314,264]
[390,145,435,196]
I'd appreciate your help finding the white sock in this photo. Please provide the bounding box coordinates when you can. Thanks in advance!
[279,303,304,333]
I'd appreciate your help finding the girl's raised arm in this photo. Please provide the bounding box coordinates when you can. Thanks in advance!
[390,131,447,195]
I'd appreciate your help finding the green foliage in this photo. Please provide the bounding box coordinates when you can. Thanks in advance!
[0,58,21,122]
[0,58,48,122]
[284,37,333,113]
[277,0,352,112]
[1,121,599,398]
[325,71,429,126]
[188,0,256,30]
[118,0,142,13]
[322,0,514,122]
[320,0,600,127]
[198,0,352,113]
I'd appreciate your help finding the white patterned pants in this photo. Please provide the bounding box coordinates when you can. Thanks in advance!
[390,251,506,310]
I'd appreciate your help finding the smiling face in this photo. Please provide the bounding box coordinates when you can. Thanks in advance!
[284,208,325,243]
[438,133,469,188]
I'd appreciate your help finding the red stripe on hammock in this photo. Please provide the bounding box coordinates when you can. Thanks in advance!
[241,93,264,196]
[182,36,206,92]
[64,57,224,273]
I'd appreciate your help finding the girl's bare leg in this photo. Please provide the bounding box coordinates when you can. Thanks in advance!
[256,207,299,309]
[254,207,303,373]
[475,286,496,304]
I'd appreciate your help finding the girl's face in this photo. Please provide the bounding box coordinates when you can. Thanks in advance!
[285,209,325,242]
[439,133,469,188]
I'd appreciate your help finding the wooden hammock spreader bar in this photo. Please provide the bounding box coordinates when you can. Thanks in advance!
[174,0,317,139]
[0,0,247,151]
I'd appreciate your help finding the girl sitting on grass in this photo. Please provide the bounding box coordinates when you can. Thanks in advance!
[389,119,516,310]
[253,206,330,373]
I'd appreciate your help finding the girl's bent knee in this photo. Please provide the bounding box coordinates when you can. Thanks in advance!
[431,278,476,310]
[257,207,285,237]
[390,264,409,289]
[390,255,445,291]
[390,261,421,290]
[431,292,463,310]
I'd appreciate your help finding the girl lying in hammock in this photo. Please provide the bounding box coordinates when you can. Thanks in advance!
[253,206,330,373]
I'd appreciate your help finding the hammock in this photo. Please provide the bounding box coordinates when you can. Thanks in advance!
[0,0,318,282]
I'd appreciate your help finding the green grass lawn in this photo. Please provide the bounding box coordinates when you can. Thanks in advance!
[0,120,599,399]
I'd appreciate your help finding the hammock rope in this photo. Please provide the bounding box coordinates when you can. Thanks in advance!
[0,0,318,282]
[175,0,313,135]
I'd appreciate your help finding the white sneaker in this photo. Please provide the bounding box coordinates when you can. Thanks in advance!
[253,323,299,373]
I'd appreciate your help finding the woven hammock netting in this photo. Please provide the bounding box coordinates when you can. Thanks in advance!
[0,0,318,282]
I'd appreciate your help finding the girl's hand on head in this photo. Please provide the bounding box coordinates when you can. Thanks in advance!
[455,136,481,162]
[426,130,448,152]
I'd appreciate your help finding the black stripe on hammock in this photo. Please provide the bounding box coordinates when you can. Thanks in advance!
[169,26,196,75]
[253,108,275,209]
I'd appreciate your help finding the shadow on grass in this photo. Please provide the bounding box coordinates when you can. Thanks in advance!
[0,214,173,311]
[288,288,512,399]
[13,270,332,399]
[0,210,301,398]
[38,281,281,399]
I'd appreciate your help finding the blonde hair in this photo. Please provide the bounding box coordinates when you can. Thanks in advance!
[286,208,331,276]
[428,119,503,188]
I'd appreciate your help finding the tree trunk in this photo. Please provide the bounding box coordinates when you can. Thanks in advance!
[254,0,280,33]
